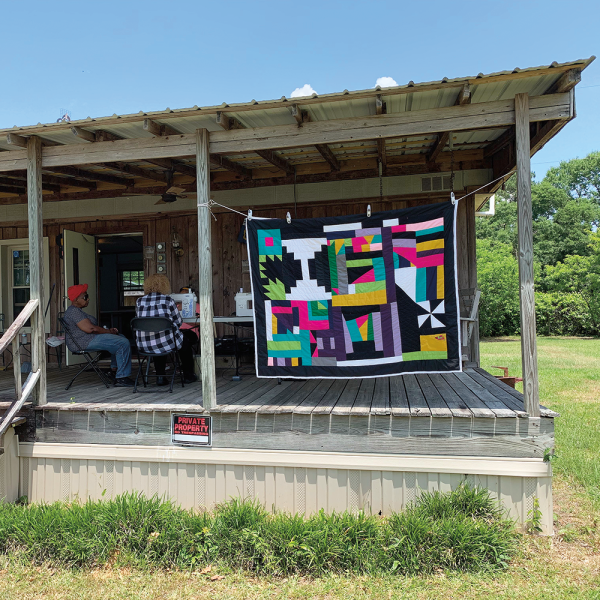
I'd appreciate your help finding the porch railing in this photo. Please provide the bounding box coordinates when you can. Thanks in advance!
[0,299,42,453]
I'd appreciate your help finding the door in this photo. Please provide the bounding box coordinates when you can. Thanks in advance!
[63,230,97,366]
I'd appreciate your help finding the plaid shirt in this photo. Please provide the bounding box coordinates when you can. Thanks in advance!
[135,292,183,354]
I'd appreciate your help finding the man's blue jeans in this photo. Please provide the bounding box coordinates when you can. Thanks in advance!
[86,334,132,378]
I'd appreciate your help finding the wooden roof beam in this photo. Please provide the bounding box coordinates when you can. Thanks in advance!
[428,131,450,162]
[547,69,581,94]
[455,84,471,105]
[0,184,25,195]
[216,111,295,174]
[209,155,251,179]
[315,144,340,172]
[484,128,515,158]
[143,118,180,137]
[7,133,60,148]
[102,162,168,183]
[145,117,248,179]
[45,166,132,187]
[8,171,96,191]
[374,96,388,172]
[72,126,195,178]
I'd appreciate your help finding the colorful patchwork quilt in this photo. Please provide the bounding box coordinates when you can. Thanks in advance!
[247,202,460,378]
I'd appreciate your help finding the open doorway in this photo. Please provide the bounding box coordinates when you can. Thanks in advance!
[96,234,144,340]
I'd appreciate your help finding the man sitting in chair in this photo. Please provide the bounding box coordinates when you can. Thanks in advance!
[63,284,134,387]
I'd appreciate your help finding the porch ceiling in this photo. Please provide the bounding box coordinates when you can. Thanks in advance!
[0,57,593,206]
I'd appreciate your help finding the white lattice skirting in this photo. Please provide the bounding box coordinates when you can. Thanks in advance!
[10,442,554,534]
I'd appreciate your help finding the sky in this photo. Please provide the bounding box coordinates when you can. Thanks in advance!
[1,0,598,179]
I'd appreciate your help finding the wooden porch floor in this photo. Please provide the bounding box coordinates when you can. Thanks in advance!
[0,365,556,418]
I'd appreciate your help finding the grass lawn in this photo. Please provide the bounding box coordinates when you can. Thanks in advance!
[0,337,598,599]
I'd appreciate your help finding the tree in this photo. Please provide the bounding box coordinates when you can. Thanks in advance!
[544,151,600,203]
[544,232,600,334]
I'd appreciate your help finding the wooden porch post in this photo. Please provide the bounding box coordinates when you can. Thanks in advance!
[27,136,46,406]
[196,129,217,409]
[515,93,540,417]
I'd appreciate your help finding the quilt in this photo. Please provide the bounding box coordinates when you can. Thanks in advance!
[247,201,460,378]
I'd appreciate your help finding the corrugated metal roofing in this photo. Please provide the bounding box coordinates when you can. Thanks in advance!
[0,57,593,148]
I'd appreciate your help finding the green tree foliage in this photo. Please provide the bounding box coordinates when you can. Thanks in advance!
[476,239,520,337]
[476,152,600,336]
[544,233,600,334]
[544,151,600,203]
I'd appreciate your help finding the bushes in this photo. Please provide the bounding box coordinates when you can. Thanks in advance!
[0,485,518,575]
[535,292,595,336]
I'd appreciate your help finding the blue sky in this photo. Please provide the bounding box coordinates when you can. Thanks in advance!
[1,0,598,179]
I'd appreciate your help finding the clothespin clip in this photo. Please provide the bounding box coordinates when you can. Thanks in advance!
[367,204,372,218]
[286,212,292,224]
[248,209,253,219]
[450,192,456,205]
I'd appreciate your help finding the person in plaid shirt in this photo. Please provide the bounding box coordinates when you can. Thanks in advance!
[135,274,197,385]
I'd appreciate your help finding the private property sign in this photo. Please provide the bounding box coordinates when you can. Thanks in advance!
[171,414,212,446]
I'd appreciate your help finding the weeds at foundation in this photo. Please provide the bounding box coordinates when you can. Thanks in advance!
[0,485,518,576]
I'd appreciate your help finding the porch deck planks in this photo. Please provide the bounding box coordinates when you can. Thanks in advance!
[454,372,516,418]
[330,379,361,416]
[402,374,431,417]
[389,376,410,417]
[0,366,552,420]
[416,375,453,418]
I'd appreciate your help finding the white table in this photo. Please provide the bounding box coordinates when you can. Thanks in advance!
[182,315,254,379]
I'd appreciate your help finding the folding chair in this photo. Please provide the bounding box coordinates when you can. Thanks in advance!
[59,316,113,390]
[130,317,185,393]
[459,288,481,365]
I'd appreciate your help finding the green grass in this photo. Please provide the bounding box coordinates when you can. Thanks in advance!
[0,486,516,576]
[480,337,600,506]
[1,337,599,599]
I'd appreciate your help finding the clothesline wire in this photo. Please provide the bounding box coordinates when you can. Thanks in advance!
[198,170,514,220]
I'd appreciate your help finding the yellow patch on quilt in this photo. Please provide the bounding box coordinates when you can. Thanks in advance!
[420,334,447,352]
[416,239,444,252]
[291,357,299,366]
[272,314,278,335]
[437,265,444,299]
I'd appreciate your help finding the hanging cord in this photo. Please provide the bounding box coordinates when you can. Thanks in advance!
[379,159,383,199]
[454,172,513,203]
[293,167,298,219]
[197,199,248,220]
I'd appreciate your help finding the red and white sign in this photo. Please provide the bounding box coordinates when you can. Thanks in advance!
[172,414,212,446]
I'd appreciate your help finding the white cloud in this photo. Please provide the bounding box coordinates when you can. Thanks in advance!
[375,76,398,88]
[290,84,318,98]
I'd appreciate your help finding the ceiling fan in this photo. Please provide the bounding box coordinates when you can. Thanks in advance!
[153,186,188,205]
[130,185,188,205]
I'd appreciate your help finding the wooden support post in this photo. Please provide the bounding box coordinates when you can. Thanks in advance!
[515,93,540,417]
[27,136,46,406]
[196,129,217,410]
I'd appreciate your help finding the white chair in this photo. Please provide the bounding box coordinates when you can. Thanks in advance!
[459,288,481,365]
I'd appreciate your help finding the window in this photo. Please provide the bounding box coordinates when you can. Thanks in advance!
[12,249,31,322]
[121,269,145,307]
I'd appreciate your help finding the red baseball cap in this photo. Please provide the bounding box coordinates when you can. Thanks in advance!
[68,283,88,302]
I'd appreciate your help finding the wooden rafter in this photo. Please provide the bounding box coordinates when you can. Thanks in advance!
[455,84,471,105]
[72,126,196,179]
[428,131,450,162]
[0,152,488,205]
[216,112,295,174]
[145,118,248,179]
[484,128,515,158]
[546,69,581,94]
[6,171,96,191]
[46,165,132,187]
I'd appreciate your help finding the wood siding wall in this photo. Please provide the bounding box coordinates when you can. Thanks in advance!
[0,194,476,359]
